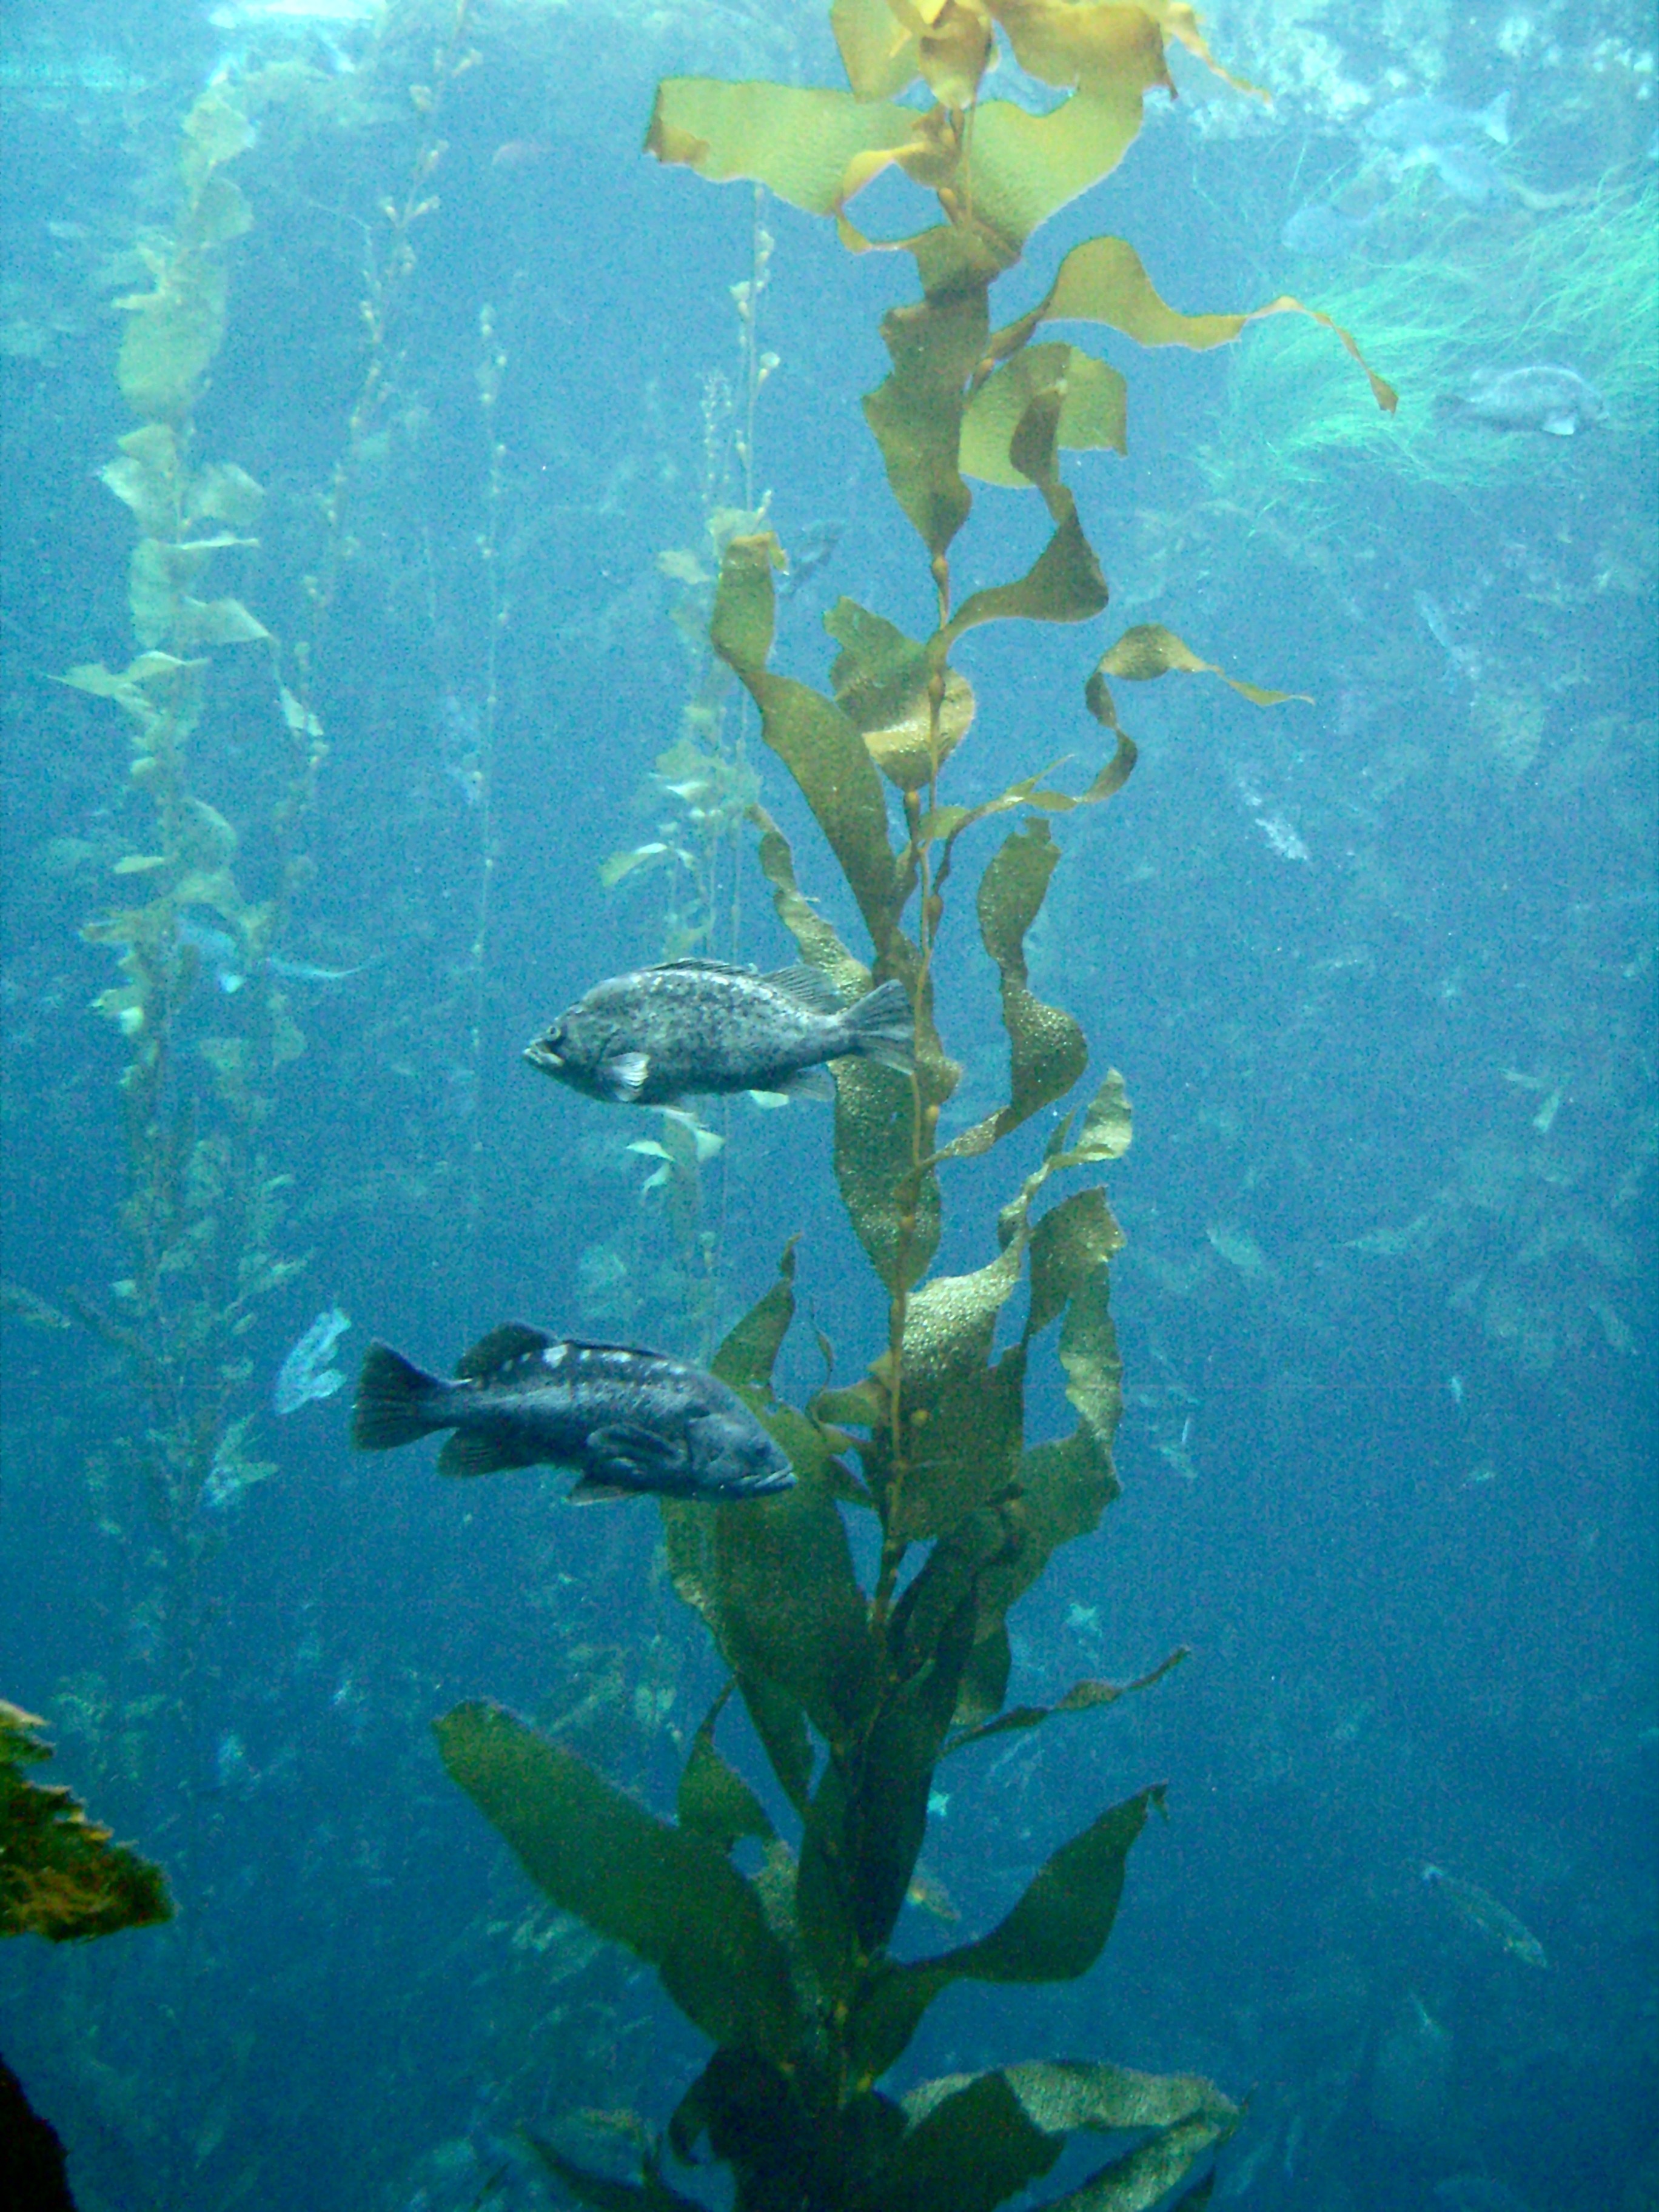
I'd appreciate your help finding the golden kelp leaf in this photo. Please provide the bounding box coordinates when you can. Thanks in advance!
[864,277,990,558]
[646,78,920,218]
[1092,622,1305,708]
[833,0,922,99]
[0,1703,172,1942]
[960,342,1126,486]
[711,1239,798,1395]
[992,233,1397,412]
[749,806,873,1002]
[945,1645,1186,1754]
[941,820,1084,1158]
[827,598,976,791]
[943,504,1108,645]
[712,543,902,953]
[959,57,1167,247]
[173,597,272,649]
[913,0,997,109]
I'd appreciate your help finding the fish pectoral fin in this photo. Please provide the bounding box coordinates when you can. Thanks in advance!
[567,1473,637,1505]
[602,1050,651,1102]
[588,1422,680,1475]
[746,1088,793,1109]
[1543,415,1576,435]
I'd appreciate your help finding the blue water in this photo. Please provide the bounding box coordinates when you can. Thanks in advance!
[2,1,1654,2208]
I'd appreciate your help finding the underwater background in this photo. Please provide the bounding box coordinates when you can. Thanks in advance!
[1,0,1654,2206]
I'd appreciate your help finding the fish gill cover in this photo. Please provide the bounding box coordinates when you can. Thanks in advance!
[416,2,1393,2206]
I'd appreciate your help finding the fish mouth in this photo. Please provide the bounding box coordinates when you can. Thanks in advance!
[523,1037,563,1072]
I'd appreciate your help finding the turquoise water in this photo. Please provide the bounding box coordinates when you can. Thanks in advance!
[1,1,1653,2207]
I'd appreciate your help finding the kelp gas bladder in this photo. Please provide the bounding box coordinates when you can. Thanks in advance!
[436,3,1392,2207]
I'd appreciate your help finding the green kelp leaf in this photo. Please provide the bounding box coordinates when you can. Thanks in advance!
[826,598,976,793]
[678,1689,776,1855]
[660,1438,876,1761]
[178,172,252,253]
[970,1263,1125,1660]
[118,258,229,423]
[834,1052,942,1298]
[740,1675,814,1819]
[185,461,264,528]
[846,1589,977,1951]
[847,1788,1162,2082]
[711,540,901,954]
[863,273,990,560]
[886,1507,1016,1684]
[943,504,1108,647]
[749,806,872,1002]
[646,77,919,217]
[891,2060,1236,2212]
[986,232,1397,414]
[712,1238,798,1393]
[101,424,185,537]
[956,1620,1012,1726]
[833,0,920,100]
[945,1647,1188,1755]
[175,597,272,649]
[881,2067,1065,2211]
[1,1702,172,1942]
[874,1237,1031,1542]
[434,1701,801,2060]
[940,820,1085,1161]
[181,84,256,184]
[1047,2106,1236,2210]
[961,343,1127,489]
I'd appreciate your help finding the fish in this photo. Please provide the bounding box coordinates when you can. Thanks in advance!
[1423,1864,1547,1966]
[273,1307,350,1415]
[1279,201,1372,259]
[178,913,373,993]
[525,957,914,1107]
[1438,364,1607,437]
[1,1279,72,1330]
[350,1323,796,1503]
[778,520,843,600]
[1364,90,1510,154]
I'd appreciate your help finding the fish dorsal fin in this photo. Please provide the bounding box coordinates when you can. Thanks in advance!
[557,1337,672,1364]
[457,1322,553,1381]
[763,962,845,1016]
[602,1050,651,1102]
[652,957,753,977]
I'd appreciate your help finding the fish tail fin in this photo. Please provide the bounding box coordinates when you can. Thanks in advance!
[845,978,915,1074]
[352,1341,449,1450]
[1481,89,1510,145]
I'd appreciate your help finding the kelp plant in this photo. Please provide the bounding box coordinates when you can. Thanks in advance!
[435,3,1391,2207]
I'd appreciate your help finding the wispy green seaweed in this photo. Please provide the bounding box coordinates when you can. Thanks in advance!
[1203,179,1658,525]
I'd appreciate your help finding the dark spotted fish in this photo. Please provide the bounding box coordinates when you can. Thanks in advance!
[351,1322,794,1503]
[524,956,914,1106]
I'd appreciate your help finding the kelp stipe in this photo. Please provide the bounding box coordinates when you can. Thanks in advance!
[436,3,1392,2205]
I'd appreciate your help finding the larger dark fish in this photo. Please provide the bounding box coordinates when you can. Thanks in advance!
[352,1322,794,1502]
[525,956,914,1106]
